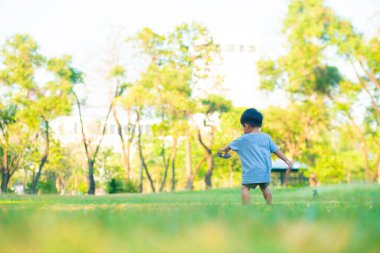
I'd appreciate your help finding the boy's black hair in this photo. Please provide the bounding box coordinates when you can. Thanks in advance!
[240,108,263,127]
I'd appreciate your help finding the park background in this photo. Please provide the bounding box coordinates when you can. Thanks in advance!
[1,1,380,253]
[0,0,379,195]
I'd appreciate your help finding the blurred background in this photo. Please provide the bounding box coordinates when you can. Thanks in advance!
[0,0,379,195]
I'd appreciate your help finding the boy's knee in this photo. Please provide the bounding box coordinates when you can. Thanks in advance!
[241,185,250,205]
[259,183,269,191]
[260,187,272,205]
[242,185,250,192]
[260,186,271,197]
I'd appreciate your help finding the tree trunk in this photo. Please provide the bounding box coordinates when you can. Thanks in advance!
[125,109,136,181]
[204,153,213,189]
[30,120,49,194]
[185,129,193,190]
[137,111,155,192]
[1,142,27,193]
[347,115,372,182]
[171,140,178,192]
[125,141,132,180]
[159,143,169,192]
[374,150,380,184]
[228,159,233,188]
[113,106,133,182]
[1,145,8,193]
[30,155,48,194]
[87,159,96,195]
[159,136,178,192]
[1,172,10,193]
[196,128,214,189]
[187,156,206,190]
[55,176,66,195]
[74,90,114,195]
[55,176,61,194]
[139,159,143,192]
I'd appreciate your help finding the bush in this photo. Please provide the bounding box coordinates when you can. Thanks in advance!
[106,178,138,194]
[26,178,57,194]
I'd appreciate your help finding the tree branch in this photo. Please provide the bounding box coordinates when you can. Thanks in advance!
[73,91,90,160]
[357,58,380,91]
[349,59,380,122]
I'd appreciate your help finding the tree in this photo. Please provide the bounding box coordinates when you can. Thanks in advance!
[126,23,221,191]
[71,52,123,195]
[216,108,244,187]
[256,0,367,185]
[167,23,222,190]
[0,111,33,193]
[43,140,73,195]
[263,102,329,185]
[73,85,118,195]
[0,35,41,192]
[277,0,380,183]
[120,81,156,193]
[196,95,231,189]
[107,65,134,182]
[0,34,79,193]
[258,0,342,99]
[326,11,380,183]
[30,56,79,193]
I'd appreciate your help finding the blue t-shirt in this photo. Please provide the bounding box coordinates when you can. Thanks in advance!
[229,133,278,184]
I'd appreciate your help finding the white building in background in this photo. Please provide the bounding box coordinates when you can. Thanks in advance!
[51,42,262,150]
[218,43,261,108]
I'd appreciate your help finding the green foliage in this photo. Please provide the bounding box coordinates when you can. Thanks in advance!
[95,148,125,184]
[307,145,346,184]
[257,60,283,91]
[313,65,341,94]
[121,23,228,191]
[257,0,380,184]
[0,104,17,126]
[26,175,57,194]
[200,95,232,115]
[106,178,138,194]
[258,0,343,97]
[2,7,379,193]
[109,65,126,77]
[0,34,82,192]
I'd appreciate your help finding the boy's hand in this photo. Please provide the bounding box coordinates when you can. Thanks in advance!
[274,150,293,173]
[218,148,226,154]
[285,159,293,173]
[217,146,232,159]
[218,145,231,153]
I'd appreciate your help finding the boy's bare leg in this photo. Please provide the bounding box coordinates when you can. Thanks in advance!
[241,185,250,205]
[260,185,272,205]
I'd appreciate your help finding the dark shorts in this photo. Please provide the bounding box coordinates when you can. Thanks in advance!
[242,183,269,190]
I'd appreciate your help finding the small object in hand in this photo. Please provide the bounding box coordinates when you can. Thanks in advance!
[217,152,231,159]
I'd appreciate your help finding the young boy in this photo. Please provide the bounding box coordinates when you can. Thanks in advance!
[218,108,292,205]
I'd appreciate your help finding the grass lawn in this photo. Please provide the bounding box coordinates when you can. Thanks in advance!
[0,184,379,253]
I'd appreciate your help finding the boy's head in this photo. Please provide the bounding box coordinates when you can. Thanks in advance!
[240,108,263,129]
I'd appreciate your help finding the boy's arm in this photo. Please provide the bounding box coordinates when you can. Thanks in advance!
[274,150,293,173]
[218,145,231,153]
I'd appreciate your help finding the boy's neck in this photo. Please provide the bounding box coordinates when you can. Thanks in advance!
[245,127,261,134]
[249,127,261,133]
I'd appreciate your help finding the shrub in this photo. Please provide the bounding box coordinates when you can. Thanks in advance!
[106,178,138,194]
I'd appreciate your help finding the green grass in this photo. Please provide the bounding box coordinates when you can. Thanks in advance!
[0,184,379,253]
